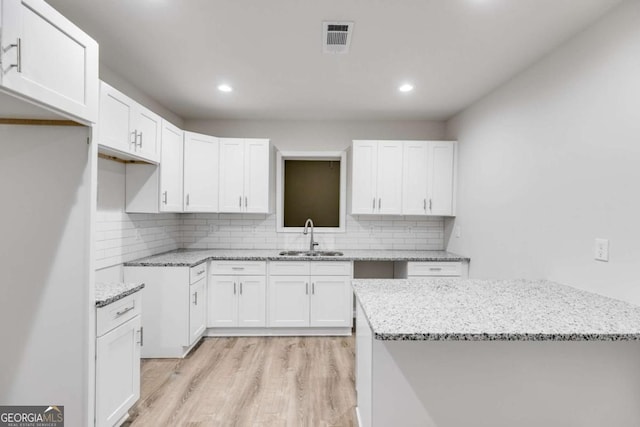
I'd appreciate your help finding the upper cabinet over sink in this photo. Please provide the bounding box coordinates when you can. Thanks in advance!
[351,140,457,217]
[0,0,99,124]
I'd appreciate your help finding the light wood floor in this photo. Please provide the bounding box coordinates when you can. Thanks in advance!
[125,336,357,427]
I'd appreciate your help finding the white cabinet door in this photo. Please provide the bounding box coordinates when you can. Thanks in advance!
[428,142,456,216]
[189,279,206,345]
[0,0,98,123]
[351,141,378,214]
[244,139,269,213]
[95,315,141,427]
[134,105,162,163]
[98,82,135,154]
[402,141,429,215]
[376,141,403,214]
[159,120,184,212]
[310,276,352,327]
[238,276,266,327]
[268,276,310,327]
[219,138,245,212]
[184,132,219,212]
[208,276,238,327]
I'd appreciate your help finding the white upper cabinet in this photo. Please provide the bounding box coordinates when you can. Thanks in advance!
[219,138,270,213]
[0,0,98,123]
[159,120,184,212]
[401,140,457,216]
[351,140,403,214]
[98,81,161,163]
[183,132,219,212]
[402,141,430,215]
[125,119,184,213]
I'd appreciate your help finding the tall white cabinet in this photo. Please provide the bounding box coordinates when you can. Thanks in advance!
[351,140,404,215]
[219,138,270,213]
[183,131,219,212]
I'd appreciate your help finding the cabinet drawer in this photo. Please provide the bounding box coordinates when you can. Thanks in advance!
[210,261,266,276]
[190,263,207,283]
[97,292,142,337]
[310,261,352,276]
[269,261,310,276]
[407,262,462,277]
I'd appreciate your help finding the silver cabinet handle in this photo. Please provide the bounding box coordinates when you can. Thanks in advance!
[137,327,144,346]
[306,282,309,295]
[4,38,22,72]
[231,267,245,271]
[186,194,190,206]
[163,191,168,204]
[312,282,315,295]
[193,291,198,305]
[240,282,243,295]
[373,197,376,211]
[196,269,205,276]
[233,282,237,295]
[116,301,135,317]
[131,130,137,146]
[378,198,381,209]
[424,199,427,211]
[429,267,443,271]
[245,196,248,208]
[429,199,432,211]
[239,196,242,207]
[138,131,143,148]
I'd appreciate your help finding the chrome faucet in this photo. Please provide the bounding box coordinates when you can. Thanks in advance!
[303,218,319,252]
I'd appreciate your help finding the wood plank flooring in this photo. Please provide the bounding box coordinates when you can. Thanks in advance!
[124,336,357,427]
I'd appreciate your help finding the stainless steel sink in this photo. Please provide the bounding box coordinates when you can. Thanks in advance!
[278,250,344,257]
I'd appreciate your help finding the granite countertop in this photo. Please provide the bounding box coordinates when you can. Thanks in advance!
[123,249,469,267]
[95,282,145,308]
[352,279,640,342]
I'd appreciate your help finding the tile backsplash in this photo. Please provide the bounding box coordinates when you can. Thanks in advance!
[182,213,444,251]
[96,212,444,268]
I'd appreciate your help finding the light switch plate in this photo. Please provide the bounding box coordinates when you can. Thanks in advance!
[594,238,609,262]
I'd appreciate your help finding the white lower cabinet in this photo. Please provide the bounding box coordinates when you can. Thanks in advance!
[123,263,207,358]
[406,261,467,278]
[95,292,142,427]
[208,261,267,328]
[268,261,353,328]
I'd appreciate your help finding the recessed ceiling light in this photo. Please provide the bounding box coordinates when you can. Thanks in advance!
[399,84,414,93]
[218,84,233,93]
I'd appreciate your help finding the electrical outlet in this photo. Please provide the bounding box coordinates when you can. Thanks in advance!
[594,238,609,262]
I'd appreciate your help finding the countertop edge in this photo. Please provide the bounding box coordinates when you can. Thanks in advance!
[372,331,640,342]
[123,252,471,267]
[95,283,145,308]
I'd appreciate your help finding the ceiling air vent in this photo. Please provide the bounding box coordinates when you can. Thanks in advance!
[322,21,354,54]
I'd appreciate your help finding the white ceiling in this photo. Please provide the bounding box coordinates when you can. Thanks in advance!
[48,0,622,121]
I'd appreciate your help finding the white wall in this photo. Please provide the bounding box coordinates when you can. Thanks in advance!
[100,64,185,128]
[185,119,446,151]
[446,0,640,303]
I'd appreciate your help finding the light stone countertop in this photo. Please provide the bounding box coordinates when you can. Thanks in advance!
[352,278,640,341]
[95,282,145,308]
[123,249,469,267]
